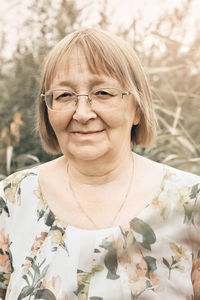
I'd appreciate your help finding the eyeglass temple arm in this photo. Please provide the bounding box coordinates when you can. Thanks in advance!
[40,94,45,101]
[122,91,131,98]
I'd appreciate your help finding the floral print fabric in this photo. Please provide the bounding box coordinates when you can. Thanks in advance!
[0,165,200,300]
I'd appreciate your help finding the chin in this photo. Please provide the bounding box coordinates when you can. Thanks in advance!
[65,145,109,161]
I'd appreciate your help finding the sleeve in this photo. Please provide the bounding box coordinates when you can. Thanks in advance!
[0,181,11,300]
[189,181,200,299]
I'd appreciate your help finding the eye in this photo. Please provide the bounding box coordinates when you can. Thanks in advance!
[93,88,116,99]
[96,90,110,95]
[54,91,74,101]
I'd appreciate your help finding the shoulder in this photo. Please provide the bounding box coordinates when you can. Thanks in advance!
[134,153,199,193]
[0,166,39,204]
[136,153,200,201]
[162,164,200,188]
[136,153,199,185]
[148,163,200,223]
[158,164,200,216]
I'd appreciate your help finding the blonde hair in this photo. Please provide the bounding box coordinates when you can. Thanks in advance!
[36,28,156,154]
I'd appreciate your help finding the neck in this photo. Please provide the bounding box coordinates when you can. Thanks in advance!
[63,149,134,186]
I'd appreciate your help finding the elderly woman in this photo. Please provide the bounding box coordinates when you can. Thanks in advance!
[0,28,200,300]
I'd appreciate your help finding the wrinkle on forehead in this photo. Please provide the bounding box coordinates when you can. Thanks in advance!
[51,45,121,87]
[55,47,98,77]
[67,47,85,73]
[51,65,121,91]
[51,47,122,90]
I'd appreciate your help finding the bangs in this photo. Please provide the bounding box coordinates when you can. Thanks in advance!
[43,29,136,92]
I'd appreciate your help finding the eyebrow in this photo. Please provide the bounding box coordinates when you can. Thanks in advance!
[53,77,116,90]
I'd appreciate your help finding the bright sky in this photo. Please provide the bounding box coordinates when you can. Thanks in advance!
[0,0,200,58]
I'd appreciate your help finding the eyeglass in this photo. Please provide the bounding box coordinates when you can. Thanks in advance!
[41,88,130,112]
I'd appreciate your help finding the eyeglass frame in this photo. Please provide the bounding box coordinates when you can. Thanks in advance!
[41,87,131,112]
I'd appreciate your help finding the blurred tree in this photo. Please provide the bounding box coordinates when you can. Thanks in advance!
[0,0,86,175]
[128,0,200,174]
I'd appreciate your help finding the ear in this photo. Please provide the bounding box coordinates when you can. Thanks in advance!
[132,107,140,125]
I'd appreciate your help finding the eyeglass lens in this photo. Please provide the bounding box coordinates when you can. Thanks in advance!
[45,88,126,111]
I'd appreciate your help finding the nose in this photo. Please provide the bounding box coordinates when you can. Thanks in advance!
[72,95,96,124]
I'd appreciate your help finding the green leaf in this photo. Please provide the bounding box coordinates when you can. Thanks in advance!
[17,286,34,299]
[35,288,56,300]
[94,248,101,253]
[144,256,157,271]
[31,260,40,274]
[162,257,170,269]
[33,267,44,287]
[38,265,49,281]
[190,184,200,199]
[104,248,120,280]
[171,256,177,265]
[183,203,194,224]
[27,270,34,281]
[22,274,30,286]
[0,196,10,217]
[130,218,156,250]
[0,286,6,299]
[139,241,152,250]
[77,269,84,273]
[131,293,141,300]
[100,238,113,250]
[39,258,46,268]
[5,247,14,273]
[45,210,55,226]
[37,209,45,221]
[25,256,34,263]
[17,186,21,195]
[3,182,11,193]
[0,272,9,289]
[74,283,85,296]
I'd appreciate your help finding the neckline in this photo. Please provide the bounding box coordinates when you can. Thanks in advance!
[67,224,119,234]
[33,163,167,233]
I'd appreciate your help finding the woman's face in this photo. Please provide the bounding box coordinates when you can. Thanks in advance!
[48,49,140,161]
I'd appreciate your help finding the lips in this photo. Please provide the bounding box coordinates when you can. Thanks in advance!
[69,129,105,140]
[70,129,104,134]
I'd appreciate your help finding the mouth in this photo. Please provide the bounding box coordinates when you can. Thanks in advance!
[71,129,105,134]
[69,129,105,139]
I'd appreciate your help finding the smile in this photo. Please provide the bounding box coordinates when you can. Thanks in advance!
[70,129,105,134]
[70,130,105,139]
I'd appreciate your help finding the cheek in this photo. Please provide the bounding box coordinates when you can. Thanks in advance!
[99,109,127,129]
[127,100,139,125]
[106,107,135,130]
[48,111,72,133]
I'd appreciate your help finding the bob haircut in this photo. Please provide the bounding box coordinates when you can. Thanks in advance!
[36,28,157,154]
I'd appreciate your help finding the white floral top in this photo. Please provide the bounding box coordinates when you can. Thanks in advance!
[0,165,200,300]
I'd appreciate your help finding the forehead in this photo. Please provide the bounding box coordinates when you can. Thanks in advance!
[51,48,121,89]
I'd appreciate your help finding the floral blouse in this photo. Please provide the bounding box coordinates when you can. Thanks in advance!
[0,164,200,300]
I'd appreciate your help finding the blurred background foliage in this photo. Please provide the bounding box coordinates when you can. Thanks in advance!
[0,0,199,178]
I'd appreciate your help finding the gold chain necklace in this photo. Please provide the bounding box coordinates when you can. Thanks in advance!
[67,155,134,229]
